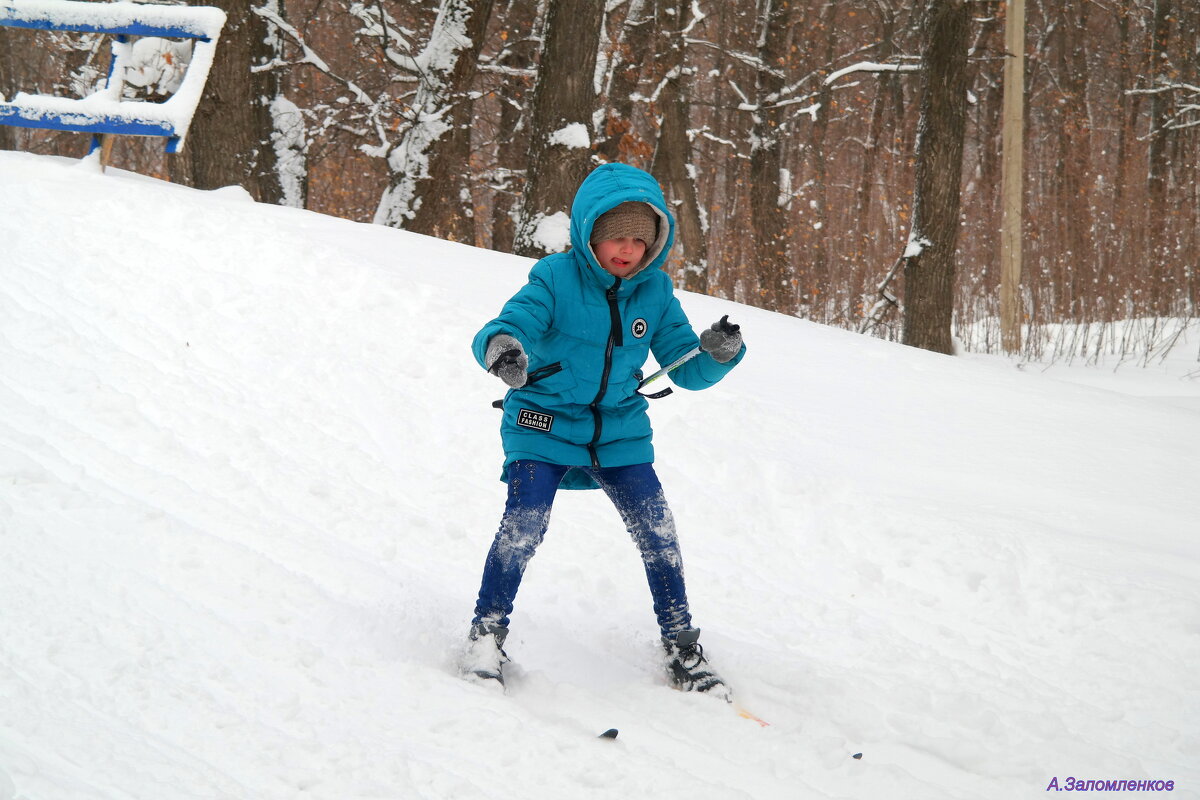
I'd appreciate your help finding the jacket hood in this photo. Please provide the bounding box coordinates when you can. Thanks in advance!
[569,163,675,287]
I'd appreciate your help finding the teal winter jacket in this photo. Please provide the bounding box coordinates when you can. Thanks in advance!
[473,163,745,488]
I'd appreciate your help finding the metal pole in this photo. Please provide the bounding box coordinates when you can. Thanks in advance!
[1000,0,1025,354]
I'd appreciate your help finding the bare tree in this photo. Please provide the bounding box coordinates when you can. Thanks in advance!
[649,0,709,293]
[513,0,606,257]
[595,0,655,165]
[901,0,970,354]
[13,0,1200,361]
[746,0,798,315]
[169,0,283,204]
[1144,0,1173,310]
[854,1,904,254]
[255,0,495,231]
[372,0,496,240]
[486,0,542,252]
[0,27,19,151]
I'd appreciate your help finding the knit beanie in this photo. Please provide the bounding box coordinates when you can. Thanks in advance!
[589,201,659,245]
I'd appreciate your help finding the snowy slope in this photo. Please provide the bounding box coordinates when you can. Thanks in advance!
[1,150,1198,800]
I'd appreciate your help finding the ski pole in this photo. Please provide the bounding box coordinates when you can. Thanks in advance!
[636,346,701,397]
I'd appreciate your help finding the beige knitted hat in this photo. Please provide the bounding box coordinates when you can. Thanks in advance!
[590,201,659,245]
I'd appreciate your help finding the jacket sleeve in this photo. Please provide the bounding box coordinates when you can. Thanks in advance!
[650,291,745,391]
[472,260,557,370]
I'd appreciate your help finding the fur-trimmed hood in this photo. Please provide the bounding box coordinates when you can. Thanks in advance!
[568,163,675,287]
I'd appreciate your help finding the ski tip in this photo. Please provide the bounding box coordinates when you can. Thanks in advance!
[852,753,863,760]
[735,706,770,727]
[599,728,619,740]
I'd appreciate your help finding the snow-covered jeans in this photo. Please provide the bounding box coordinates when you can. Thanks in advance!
[472,460,692,638]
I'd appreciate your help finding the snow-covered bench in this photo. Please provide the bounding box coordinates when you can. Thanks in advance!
[0,0,226,160]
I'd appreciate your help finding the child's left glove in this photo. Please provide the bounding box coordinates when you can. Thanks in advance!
[485,334,529,388]
[699,315,743,363]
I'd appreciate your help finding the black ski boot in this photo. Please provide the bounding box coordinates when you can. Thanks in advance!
[462,622,509,689]
[662,629,731,701]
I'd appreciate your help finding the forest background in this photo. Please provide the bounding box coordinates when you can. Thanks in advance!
[2,0,1197,360]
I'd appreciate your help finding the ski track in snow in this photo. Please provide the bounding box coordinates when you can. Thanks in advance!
[1,152,1199,799]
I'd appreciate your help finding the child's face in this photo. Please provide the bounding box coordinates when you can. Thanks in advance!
[594,237,647,278]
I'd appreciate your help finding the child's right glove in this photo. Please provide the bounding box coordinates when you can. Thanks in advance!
[699,315,743,363]
[485,334,529,388]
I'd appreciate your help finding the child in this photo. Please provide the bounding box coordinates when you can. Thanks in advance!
[463,163,746,698]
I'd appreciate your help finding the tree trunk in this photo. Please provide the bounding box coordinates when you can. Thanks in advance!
[405,0,497,243]
[902,0,970,355]
[489,0,542,253]
[1113,3,1143,304]
[374,0,496,240]
[1182,4,1200,313]
[1061,2,1093,319]
[854,2,900,243]
[595,0,655,165]
[747,0,797,314]
[261,0,305,208]
[0,27,19,151]
[649,0,707,294]
[704,4,745,301]
[514,0,606,257]
[808,1,838,317]
[169,0,283,204]
[1146,0,1173,312]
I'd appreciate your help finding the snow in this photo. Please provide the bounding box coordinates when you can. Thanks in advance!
[905,230,933,258]
[1,149,1199,799]
[527,210,572,253]
[6,89,168,122]
[122,38,192,96]
[269,95,307,209]
[415,0,473,76]
[825,61,922,86]
[547,122,591,150]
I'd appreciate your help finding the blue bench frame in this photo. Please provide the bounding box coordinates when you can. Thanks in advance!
[0,0,225,154]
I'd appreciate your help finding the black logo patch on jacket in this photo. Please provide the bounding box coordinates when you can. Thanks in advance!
[516,408,554,433]
[631,318,648,338]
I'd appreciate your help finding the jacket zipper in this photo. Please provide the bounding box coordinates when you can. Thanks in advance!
[587,278,623,468]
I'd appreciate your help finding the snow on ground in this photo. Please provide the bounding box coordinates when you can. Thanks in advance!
[1,150,1198,800]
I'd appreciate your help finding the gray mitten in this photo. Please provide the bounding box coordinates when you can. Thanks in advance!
[699,315,742,363]
[485,334,529,388]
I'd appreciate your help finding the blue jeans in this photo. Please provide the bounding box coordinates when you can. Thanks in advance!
[472,460,692,638]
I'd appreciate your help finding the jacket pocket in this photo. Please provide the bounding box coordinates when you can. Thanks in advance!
[519,359,581,404]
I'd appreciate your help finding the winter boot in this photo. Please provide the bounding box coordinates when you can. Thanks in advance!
[462,622,509,688]
[662,629,731,701]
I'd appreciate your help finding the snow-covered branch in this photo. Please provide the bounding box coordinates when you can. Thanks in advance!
[1129,80,1200,132]
[477,62,537,78]
[859,254,905,335]
[684,38,784,79]
[681,0,705,36]
[252,5,377,110]
[824,61,921,86]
